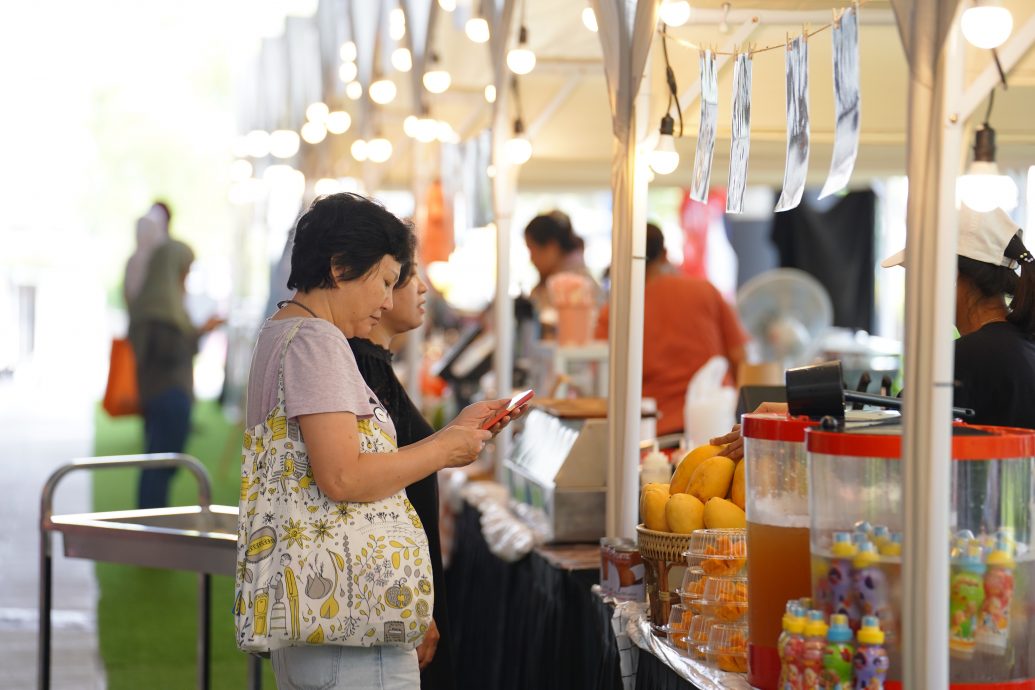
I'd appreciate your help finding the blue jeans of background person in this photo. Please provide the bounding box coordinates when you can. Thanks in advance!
[138,387,192,509]
[271,645,419,690]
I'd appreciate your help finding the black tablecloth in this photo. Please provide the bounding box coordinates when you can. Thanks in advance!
[446,502,696,690]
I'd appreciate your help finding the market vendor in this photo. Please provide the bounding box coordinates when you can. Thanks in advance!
[595,223,748,436]
[714,206,1035,459]
[524,210,601,314]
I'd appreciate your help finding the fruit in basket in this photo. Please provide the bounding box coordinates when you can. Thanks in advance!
[730,461,746,510]
[666,493,705,534]
[642,486,671,531]
[670,444,725,494]
[704,497,746,529]
[687,456,735,503]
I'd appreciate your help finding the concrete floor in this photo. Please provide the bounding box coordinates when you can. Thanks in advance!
[0,370,105,689]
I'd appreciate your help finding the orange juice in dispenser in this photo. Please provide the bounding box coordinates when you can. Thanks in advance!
[807,422,1035,687]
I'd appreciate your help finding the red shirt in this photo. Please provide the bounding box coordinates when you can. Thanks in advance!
[595,273,747,435]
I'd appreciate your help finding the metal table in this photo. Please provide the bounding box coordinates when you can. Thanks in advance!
[38,453,260,689]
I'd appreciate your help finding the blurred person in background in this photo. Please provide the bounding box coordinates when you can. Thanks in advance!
[595,223,748,436]
[523,210,600,314]
[123,201,171,304]
[129,239,223,508]
[348,265,459,690]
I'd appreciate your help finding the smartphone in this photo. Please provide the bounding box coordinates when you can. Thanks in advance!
[481,389,535,430]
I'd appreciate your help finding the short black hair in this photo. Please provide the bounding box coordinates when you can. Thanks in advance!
[288,193,415,292]
[645,223,666,264]
[524,211,580,253]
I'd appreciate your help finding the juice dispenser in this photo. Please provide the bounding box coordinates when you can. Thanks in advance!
[742,413,813,690]
[807,422,1035,687]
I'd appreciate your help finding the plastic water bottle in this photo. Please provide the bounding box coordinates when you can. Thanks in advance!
[800,610,828,690]
[822,613,854,690]
[975,537,1015,656]
[852,616,889,690]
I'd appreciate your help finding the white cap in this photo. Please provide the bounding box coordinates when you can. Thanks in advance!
[881,206,1023,270]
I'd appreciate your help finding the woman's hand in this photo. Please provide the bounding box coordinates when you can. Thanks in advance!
[451,399,529,435]
[432,425,492,468]
[711,402,789,462]
[416,619,440,669]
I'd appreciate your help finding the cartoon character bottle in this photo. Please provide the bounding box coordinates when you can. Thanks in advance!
[800,610,828,690]
[853,615,889,690]
[824,532,857,620]
[778,602,803,690]
[975,537,1014,656]
[782,604,807,690]
[949,538,986,659]
[822,614,855,690]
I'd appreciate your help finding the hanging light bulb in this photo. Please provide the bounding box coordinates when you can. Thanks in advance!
[325,111,352,134]
[659,0,692,27]
[230,159,254,182]
[391,47,412,72]
[300,120,327,145]
[351,139,369,161]
[389,8,406,41]
[269,129,301,159]
[306,101,329,123]
[957,123,1018,212]
[507,26,537,75]
[339,41,357,62]
[367,137,393,163]
[648,114,679,175]
[369,78,397,105]
[436,121,460,144]
[582,7,598,32]
[962,1,1013,49]
[403,115,420,138]
[484,84,496,103]
[345,81,363,100]
[339,61,358,83]
[438,0,456,11]
[505,119,532,165]
[245,129,271,158]
[423,53,451,94]
[416,117,440,143]
[465,16,490,43]
[314,178,343,196]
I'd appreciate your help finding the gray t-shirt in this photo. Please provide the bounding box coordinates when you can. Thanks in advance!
[245,318,397,445]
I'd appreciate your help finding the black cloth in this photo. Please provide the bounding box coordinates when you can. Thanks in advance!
[128,319,199,403]
[954,321,1035,429]
[770,191,876,332]
[348,337,455,690]
[447,503,621,690]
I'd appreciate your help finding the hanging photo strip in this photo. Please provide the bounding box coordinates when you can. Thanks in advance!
[819,6,861,199]
[775,34,810,212]
[690,49,719,203]
[726,53,753,214]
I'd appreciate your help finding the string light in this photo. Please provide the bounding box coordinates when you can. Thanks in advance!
[339,41,357,62]
[649,115,679,174]
[391,47,412,72]
[465,16,490,43]
[339,61,358,83]
[300,121,327,145]
[325,111,352,134]
[507,25,536,75]
[582,7,598,32]
[367,137,393,163]
[369,78,397,105]
[245,129,271,158]
[423,53,451,94]
[438,0,455,10]
[961,0,1013,49]
[345,81,363,100]
[958,90,1018,212]
[484,84,496,103]
[659,0,691,27]
[351,139,368,161]
[389,7,406,41]
[269,129,301,159]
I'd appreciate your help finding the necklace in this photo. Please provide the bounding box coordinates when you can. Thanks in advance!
[277,299,319,319]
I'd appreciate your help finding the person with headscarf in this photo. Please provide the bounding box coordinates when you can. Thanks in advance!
[123,202,172,304]
[128,239,223,508]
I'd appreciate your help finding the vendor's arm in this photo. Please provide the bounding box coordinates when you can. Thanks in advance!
[710,402,790,461]
[299,412,489,503]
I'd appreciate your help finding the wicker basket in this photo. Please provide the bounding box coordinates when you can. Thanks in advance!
[636,524,693,636]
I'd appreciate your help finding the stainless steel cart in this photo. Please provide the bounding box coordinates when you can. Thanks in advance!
[38,453,259,689]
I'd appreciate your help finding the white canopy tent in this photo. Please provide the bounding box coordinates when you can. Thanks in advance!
[237,1,1035,684]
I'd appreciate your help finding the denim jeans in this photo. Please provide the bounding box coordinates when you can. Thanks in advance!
[138,387,192,509]
[271,645,419,690]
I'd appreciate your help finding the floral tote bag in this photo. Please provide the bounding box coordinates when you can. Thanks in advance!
[234,322,433,652]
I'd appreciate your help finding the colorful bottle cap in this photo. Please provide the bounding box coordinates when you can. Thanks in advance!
[853,540,880,568]
[782,602,801,631]
[805,609,829,638]
[879,532,903,557]
[857,615,885,645]
[986,537,1015,568]
[832,531,858,558]
[854,520,873,536]
[961,542,986,574]
[827,614,852,643]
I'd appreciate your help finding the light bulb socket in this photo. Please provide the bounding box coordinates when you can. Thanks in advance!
[973,124,997,163]
[513,118,525,135]
[659,113,675,137]
[518,25,529,45]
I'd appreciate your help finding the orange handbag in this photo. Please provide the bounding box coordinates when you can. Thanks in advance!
[102,338,140,416]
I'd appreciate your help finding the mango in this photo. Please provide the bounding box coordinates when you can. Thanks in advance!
[730,460,746,510]
[642,488,671,531]
[666,493,705,534]
[703,497,747,529]
[670,444,725,494]
[687,456,736,503]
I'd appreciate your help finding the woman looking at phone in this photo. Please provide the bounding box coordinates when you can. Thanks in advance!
[349,262,527,689]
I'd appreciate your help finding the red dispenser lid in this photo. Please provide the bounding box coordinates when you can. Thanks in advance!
[806,423,1035,460]
[742,413,813,443]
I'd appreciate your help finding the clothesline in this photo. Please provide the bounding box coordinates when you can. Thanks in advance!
[660,0,865,57]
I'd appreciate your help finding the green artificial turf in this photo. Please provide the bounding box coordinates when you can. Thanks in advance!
[92,400,276,689]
